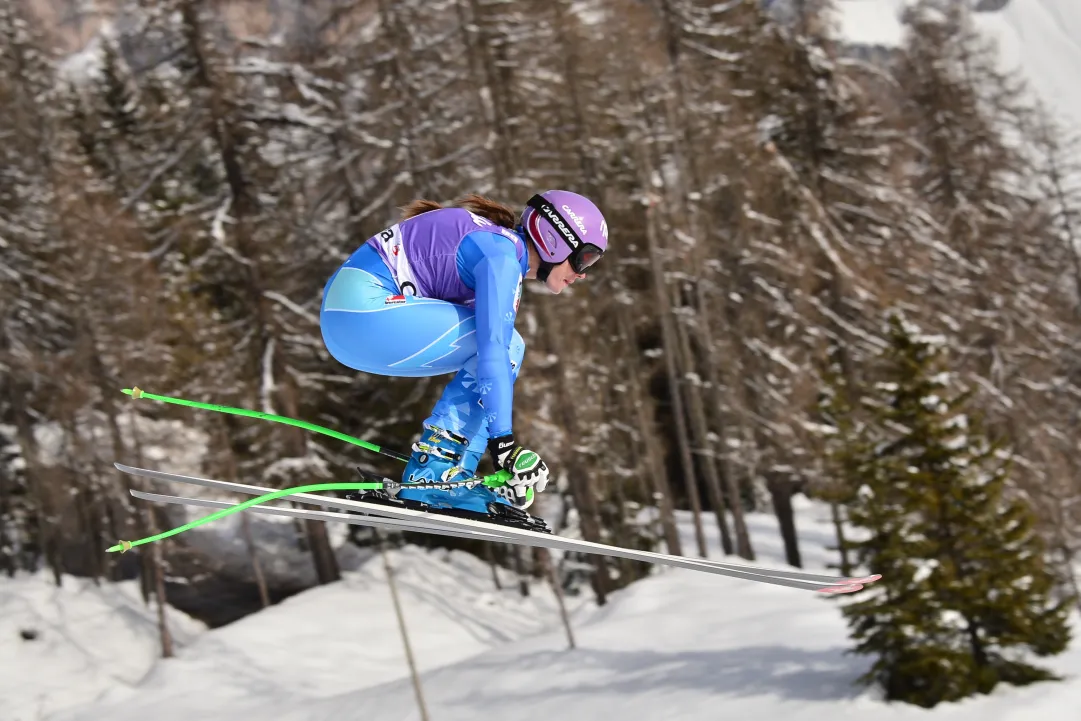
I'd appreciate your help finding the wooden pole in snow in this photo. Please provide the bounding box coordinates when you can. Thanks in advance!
[378,532,430,721]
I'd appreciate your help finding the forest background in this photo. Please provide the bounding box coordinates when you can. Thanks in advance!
[2,0,1080,640]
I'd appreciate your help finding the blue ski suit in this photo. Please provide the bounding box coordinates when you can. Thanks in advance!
[319,208,528,475]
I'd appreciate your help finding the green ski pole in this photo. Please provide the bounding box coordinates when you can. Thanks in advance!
[107,482,384,553]
[111,388,538,553]
[122,387,513,488]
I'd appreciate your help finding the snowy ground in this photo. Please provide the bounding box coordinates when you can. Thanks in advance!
[2,544,585,721]
[3,495,1078,721]
[0,575,205,721]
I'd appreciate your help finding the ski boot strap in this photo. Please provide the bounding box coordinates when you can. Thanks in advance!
[422,423,468,446]
[412,441,461,463]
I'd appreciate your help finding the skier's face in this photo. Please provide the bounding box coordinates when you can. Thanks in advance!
[545,259,586,294]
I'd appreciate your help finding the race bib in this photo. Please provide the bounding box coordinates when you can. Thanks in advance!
[377,224,420,296]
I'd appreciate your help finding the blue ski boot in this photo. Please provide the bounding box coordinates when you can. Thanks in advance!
[346,423,551,532]
[396,424,509,514]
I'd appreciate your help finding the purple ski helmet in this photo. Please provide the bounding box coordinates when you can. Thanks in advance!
[521,190,608,278]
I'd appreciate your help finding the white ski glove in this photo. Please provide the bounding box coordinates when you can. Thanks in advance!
[488,434,550,506]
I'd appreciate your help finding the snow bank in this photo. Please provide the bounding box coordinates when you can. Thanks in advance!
[16,545,584,721]
[0,573,205,721]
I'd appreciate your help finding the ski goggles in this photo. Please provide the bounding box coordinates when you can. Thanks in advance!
[526,195,605,274]
[568,243,604,274]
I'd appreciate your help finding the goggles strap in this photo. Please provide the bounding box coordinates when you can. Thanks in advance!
[526,194,584,253]
[536,260,556,282]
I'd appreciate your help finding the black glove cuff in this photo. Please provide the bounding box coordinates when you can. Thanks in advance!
[488,434,516,468]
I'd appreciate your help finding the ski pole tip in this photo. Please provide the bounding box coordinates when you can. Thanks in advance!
[107,540,134,553]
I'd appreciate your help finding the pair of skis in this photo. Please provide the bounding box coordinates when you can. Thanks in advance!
[116,462,880,595]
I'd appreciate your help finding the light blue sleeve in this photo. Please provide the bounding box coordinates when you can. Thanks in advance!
[456,231,522,438]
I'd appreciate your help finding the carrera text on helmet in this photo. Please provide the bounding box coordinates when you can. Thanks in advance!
[562,204,590,235]
[537,201,581,249]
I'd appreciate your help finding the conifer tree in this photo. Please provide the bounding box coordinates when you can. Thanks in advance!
[0,0,77,581]
[833,313,1073,707]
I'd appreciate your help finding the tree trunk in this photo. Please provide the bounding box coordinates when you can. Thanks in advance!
[1059,542,1081,615]
[219,429,271,607]
[830,500,852,577]
[125,410,161,608]
[241,512,271,608]
[182,0,340,586]
[84,319,142,580]
[374,0,429,196]
[278,380,341,585]
[767,475,802,568]
[303,519,340,586]
[641,12,754,559]
[615,306,683,556]
[0,502,11,577]
[9,387,61,584]
[966,617,988,670]
[63,416,106,580]
[554,424,610,605]
[548,0,598,185]
[458,0,518,190]
[513,545,530,598]
[1046,485,1081,614]
[1038,121,1081,314]
[672,307,734,555]
[122,420,173,655]
[534,299,611,604]
[486,543,503,591]
[151,533,174,658]
[696,291,755,560]
[641,187,708,558]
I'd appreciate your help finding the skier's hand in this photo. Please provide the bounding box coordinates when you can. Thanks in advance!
[488,434,550,502]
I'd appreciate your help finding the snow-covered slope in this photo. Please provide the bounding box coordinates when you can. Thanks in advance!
[834,0,1081,134]
[7,497,1077,721]
[306,576,1080,721]
[0,574,205,721]
[2,546,583,721]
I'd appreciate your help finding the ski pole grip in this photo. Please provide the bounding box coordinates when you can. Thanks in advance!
[481,469,513,487]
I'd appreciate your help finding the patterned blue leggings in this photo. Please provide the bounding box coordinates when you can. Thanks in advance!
[319,244,525,473]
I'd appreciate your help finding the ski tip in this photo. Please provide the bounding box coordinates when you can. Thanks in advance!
[816,583,863,595]
[848,574,882,584]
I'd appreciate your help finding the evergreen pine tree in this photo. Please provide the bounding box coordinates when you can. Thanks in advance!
[834,313,1073,707]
